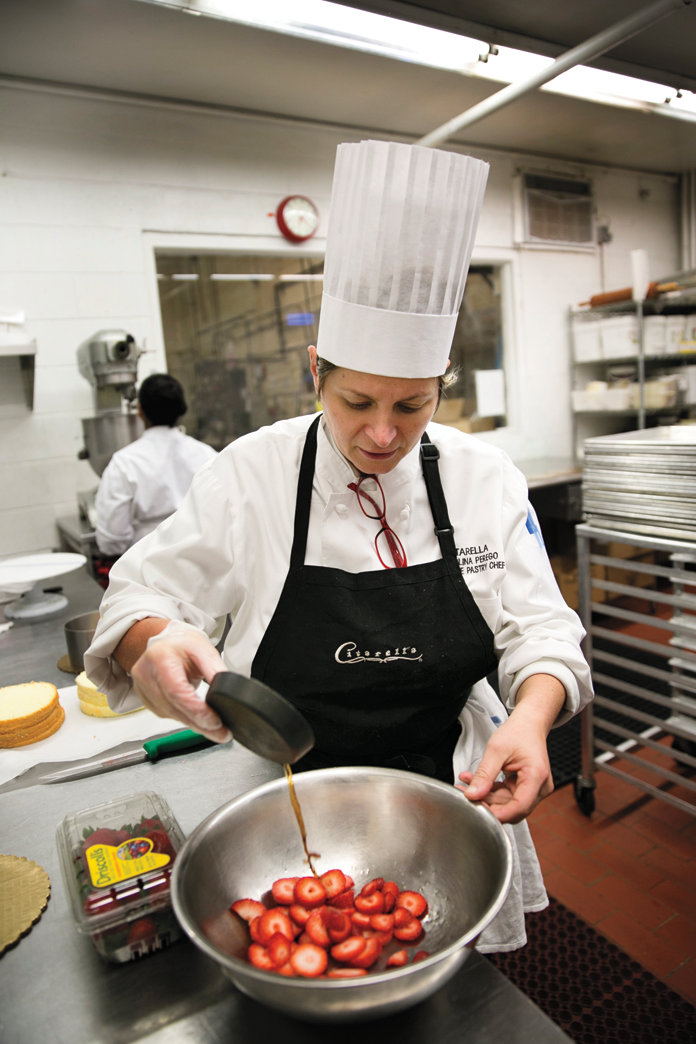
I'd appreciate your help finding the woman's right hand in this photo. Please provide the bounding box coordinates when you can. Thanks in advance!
[129,623,231,743]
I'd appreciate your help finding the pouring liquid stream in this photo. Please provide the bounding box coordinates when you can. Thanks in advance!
[283,762,320,878]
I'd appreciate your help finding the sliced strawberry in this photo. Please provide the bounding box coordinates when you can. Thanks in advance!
[267,932,292,968]
[321,908,351,943]
[271,877,299,905]
[370,914,394,932]
[393,908,413,928]
[383,891,396,914]
[331,935,367,963]
[382,881,399,897]
[354,892,384,915]
[386,949,409,967]
[298,931,313,946]
[305,909,330,948]
[249,916,263,944]
[329,920,352,944]
[344,876,355,890]
[350,935,383,969]
[369,928,393,946]
[289,904,311,927]
[395,890,428,919]
[258,908,294,944]
[294,877,327,909]
[327,967,368,979]
[278,961,297,977]
[328,890,355,909]
[290,943,328,978]
[230,899,266,924]
[248,943,275,970]
[394,919,424,942]
[413,950,430,963]
[360,877,385,896]
[351,911,371,930]
[320,869,347,899]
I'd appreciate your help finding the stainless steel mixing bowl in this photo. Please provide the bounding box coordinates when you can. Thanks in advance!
[172,767,513,1022]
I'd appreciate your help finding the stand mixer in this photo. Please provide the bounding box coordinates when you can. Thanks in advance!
[76,330,145,525]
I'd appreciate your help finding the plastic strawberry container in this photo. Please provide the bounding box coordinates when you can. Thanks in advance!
[56,791,186,963]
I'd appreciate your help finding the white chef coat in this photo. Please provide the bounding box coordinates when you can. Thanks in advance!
[86,413,593,952]
[94,426,217,556]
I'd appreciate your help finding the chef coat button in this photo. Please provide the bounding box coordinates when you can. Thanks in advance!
[399,506,410,521]
[336,503,348,516]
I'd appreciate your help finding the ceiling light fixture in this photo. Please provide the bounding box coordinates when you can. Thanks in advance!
[209,273,276,280]
[139,0,695,122]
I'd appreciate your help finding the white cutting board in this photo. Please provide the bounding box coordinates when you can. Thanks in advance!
[0,685,185,788]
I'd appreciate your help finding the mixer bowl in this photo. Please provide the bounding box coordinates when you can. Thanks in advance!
[81,413,144,477]
[172,767,513,1022]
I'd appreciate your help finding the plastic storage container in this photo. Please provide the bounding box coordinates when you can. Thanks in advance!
[644,315,667,355]
[571,384,633,412]
[571,316,602,362]
[56,791,185,963]
[666,315,686,354]
[601,315,638,359]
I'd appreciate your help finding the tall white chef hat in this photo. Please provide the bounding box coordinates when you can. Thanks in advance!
[317,140,489,379]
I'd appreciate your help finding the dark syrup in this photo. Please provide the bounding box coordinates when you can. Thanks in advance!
[283,762,320,878]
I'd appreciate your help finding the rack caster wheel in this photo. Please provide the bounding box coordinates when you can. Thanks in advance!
[574,778,595,817]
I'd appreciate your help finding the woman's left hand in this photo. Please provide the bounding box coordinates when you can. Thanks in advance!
[456,673,566,825]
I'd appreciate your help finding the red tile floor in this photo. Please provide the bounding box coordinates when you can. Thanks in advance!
[528,744,696,1006]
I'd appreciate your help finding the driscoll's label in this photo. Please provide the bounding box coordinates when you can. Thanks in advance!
[85,837,170,888]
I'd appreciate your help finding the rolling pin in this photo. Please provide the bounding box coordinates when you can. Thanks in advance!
[580,282,681,307]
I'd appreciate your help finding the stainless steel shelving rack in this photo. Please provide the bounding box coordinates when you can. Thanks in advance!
[569,277,696,457]
[575,521,696,817]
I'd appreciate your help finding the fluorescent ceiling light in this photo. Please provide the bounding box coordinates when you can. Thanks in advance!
[171,273,199,280]
[142,0,484,69]
[278,273,324,281]
[210,273,276,280]
[140,0,696,122]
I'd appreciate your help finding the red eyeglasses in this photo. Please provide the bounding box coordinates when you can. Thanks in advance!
[347,473,407,569]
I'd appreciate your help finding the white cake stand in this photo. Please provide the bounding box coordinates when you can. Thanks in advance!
[0,553,87,619]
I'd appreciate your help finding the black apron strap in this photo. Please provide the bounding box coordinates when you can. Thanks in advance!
[420,430,498,672]
[289,414,322,568]
[420,433,455,557]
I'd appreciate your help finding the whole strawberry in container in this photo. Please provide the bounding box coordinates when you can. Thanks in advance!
[57,791,186,963]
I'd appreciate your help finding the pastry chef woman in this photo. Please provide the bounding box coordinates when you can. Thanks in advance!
[86,140,592,952]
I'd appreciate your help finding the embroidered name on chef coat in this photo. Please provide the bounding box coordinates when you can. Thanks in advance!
[457,545,506,575]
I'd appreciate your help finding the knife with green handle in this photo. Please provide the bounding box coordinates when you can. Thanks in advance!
[0,729,215,795]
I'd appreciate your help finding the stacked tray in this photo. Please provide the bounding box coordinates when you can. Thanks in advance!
[582,426,696,541]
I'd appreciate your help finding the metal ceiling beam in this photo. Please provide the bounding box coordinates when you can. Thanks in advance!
[417,0,692,148]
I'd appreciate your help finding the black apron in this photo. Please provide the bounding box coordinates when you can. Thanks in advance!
[251,416,497,784]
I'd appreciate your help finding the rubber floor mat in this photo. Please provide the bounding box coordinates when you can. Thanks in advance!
[488,897,696,1044]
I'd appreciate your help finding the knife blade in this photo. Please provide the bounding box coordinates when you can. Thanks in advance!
[0,729,215,795]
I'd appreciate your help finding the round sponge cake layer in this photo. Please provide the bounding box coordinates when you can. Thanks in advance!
[0,682,59,731]
[0,703,65,747]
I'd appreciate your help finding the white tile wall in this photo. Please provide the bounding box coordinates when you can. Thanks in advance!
[0,84,681,555]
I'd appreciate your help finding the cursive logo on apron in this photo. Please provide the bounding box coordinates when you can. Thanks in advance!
[335,642,423,665]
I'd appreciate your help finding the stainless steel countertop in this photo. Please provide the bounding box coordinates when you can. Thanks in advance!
[514,457,582,490]
[0,568,570,1044]
[0,565,105,688]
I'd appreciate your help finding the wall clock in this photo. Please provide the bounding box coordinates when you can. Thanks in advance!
[276,196,319,243]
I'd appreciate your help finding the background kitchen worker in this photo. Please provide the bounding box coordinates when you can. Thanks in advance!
[86,140,593,954]
[95,373,217,556]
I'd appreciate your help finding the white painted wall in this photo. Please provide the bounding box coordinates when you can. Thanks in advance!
[0,83,681,555]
